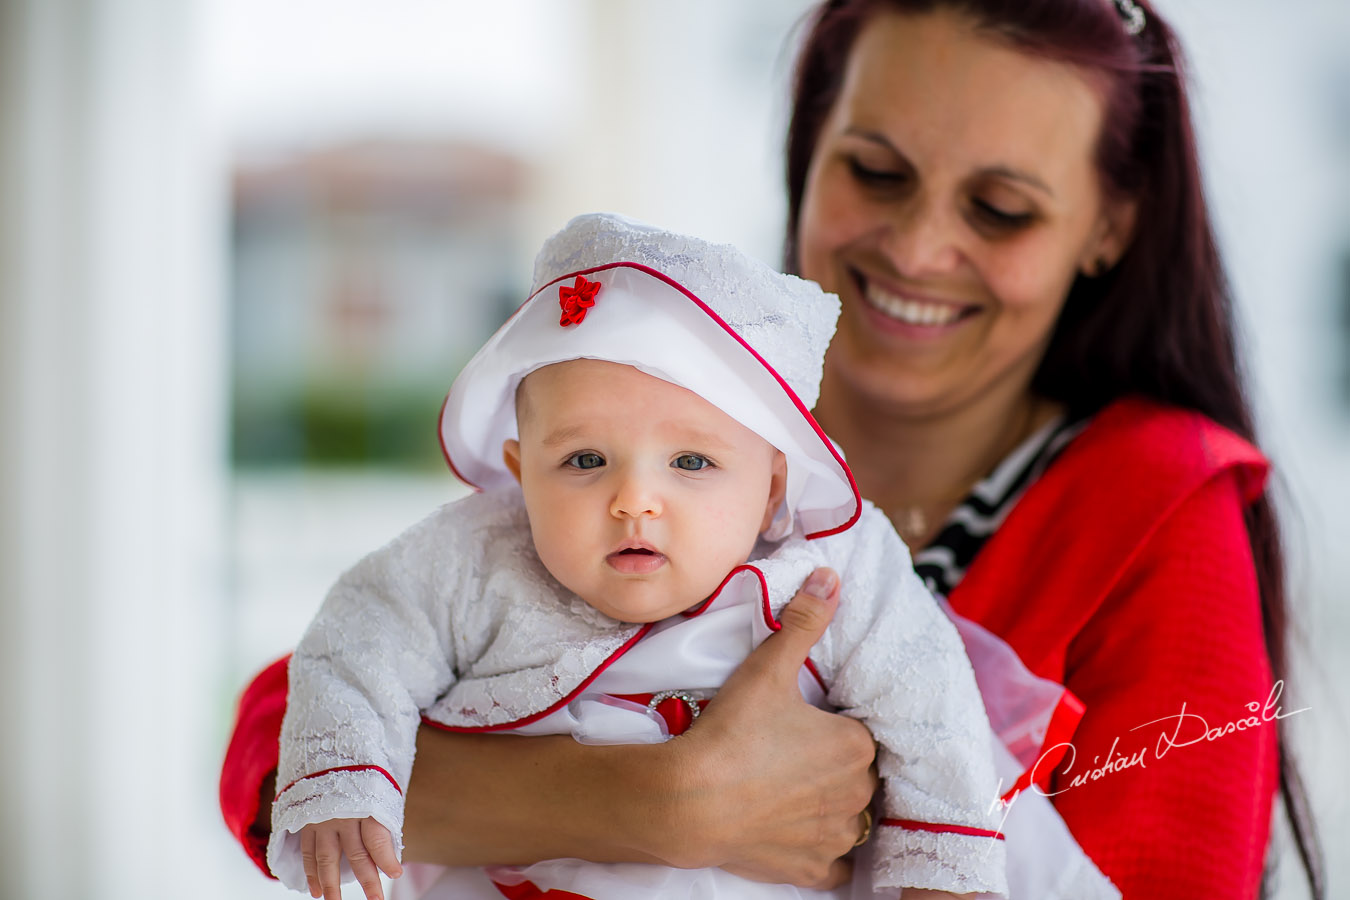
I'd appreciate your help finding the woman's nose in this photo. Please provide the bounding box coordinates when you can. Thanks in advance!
[609,468,662,520]
[880,195,963,277]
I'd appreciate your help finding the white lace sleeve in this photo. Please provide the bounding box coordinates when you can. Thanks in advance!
[266,502,466,892]
[814,505,1008,897]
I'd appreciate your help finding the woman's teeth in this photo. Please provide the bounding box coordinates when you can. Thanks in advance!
[865,283,963,326]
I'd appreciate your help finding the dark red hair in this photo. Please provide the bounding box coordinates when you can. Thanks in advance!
[784,1,1322,896]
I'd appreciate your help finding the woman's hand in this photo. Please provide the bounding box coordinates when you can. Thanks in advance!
[662,567,879,889]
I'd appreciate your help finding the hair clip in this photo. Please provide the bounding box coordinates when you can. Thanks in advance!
[1112,0,1146,36]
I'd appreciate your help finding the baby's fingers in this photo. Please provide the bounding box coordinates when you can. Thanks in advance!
[340,820,388,900]
[301,826,322,898]
[313,825,346,900]
[361,818,404,880]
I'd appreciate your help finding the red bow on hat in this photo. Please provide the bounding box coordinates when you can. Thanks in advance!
[558,275,601,326]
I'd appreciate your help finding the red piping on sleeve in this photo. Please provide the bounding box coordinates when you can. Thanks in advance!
[880,818,1006,841]
[275,764,403,800]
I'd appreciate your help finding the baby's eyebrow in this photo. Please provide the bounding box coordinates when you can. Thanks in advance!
[540,424,587,448]
[538,424,736,452]
[678,429,735,452]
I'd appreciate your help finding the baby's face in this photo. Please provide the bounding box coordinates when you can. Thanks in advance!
[503,359,786,623]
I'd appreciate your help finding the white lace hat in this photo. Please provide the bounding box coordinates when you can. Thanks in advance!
[439,212,859,540]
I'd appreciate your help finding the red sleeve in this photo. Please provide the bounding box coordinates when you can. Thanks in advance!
[219,654,291,879]
[1049,472,1278,897]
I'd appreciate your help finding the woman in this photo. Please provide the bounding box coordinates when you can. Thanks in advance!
[220,1,1322,896]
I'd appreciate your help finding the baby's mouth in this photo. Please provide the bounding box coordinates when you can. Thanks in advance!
[606,545,667,574]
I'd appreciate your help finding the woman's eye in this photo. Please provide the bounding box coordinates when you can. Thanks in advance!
[847,157,907,188]
[566,452,605,470]
[672,454,711,471]
[971,198,1034,229]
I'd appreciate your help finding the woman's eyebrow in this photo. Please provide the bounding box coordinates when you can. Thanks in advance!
[843,127,1054,198]
[844,126,906,157]
[980,164,1054,198]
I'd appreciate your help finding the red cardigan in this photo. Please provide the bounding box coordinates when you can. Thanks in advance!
[947,397,1277,897]
[219,397,1278,895]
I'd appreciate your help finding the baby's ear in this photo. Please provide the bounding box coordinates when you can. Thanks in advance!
[760,450,788,534]
[502,439,523,483]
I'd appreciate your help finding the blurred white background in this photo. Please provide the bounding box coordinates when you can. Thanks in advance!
[1,1,1346,898]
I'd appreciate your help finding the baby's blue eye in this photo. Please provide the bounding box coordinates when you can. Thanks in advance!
[672,454,711,471]
[567,452,605,470]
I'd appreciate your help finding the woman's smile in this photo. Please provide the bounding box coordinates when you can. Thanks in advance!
[851,267,979,337]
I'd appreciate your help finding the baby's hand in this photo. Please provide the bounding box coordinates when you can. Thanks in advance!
[299,817,403,900]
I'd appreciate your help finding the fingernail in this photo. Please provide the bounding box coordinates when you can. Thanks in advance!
[804,570,838,599]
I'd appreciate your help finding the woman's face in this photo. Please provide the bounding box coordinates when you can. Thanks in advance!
[798,8,1133,418]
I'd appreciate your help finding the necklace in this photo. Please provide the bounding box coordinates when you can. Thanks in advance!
[893,505,931,547]
[886,398,1051,549]
[890,496,967,548]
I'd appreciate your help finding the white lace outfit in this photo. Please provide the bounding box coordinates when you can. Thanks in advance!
[270,489,1120,900]
[271,488,1016,898]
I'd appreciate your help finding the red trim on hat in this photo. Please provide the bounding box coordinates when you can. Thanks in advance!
[438,393,481,491]
[421,623,654,733]
[544,262,861,540]
[437,275,542,492]
[275,764,403,800]
[880,818,1006,841]
[438,261,862,539]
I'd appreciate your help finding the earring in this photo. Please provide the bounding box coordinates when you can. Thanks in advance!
[1092,257,1110,277]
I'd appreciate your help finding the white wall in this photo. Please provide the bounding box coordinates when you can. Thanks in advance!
[0,1,228,897]
[1170,3,1350,894]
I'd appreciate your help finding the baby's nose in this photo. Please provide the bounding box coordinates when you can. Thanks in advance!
[609,470,662,519]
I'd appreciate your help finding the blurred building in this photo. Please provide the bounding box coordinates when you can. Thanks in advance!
[231,139,527,468]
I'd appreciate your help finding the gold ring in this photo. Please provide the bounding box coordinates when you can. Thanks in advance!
[852,808,873,848]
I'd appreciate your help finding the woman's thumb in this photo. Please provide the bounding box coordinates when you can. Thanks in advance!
[765,567,840,675]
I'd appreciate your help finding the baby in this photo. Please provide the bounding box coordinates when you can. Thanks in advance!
[268,213,1118,900]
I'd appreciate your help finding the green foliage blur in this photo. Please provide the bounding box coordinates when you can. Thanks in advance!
[231,376,454,470]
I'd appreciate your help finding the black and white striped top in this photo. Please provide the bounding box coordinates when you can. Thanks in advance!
[912,415,1088,598]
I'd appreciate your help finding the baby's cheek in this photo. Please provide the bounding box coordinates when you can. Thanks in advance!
[532,527,584,588]
[699,504,764,561]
